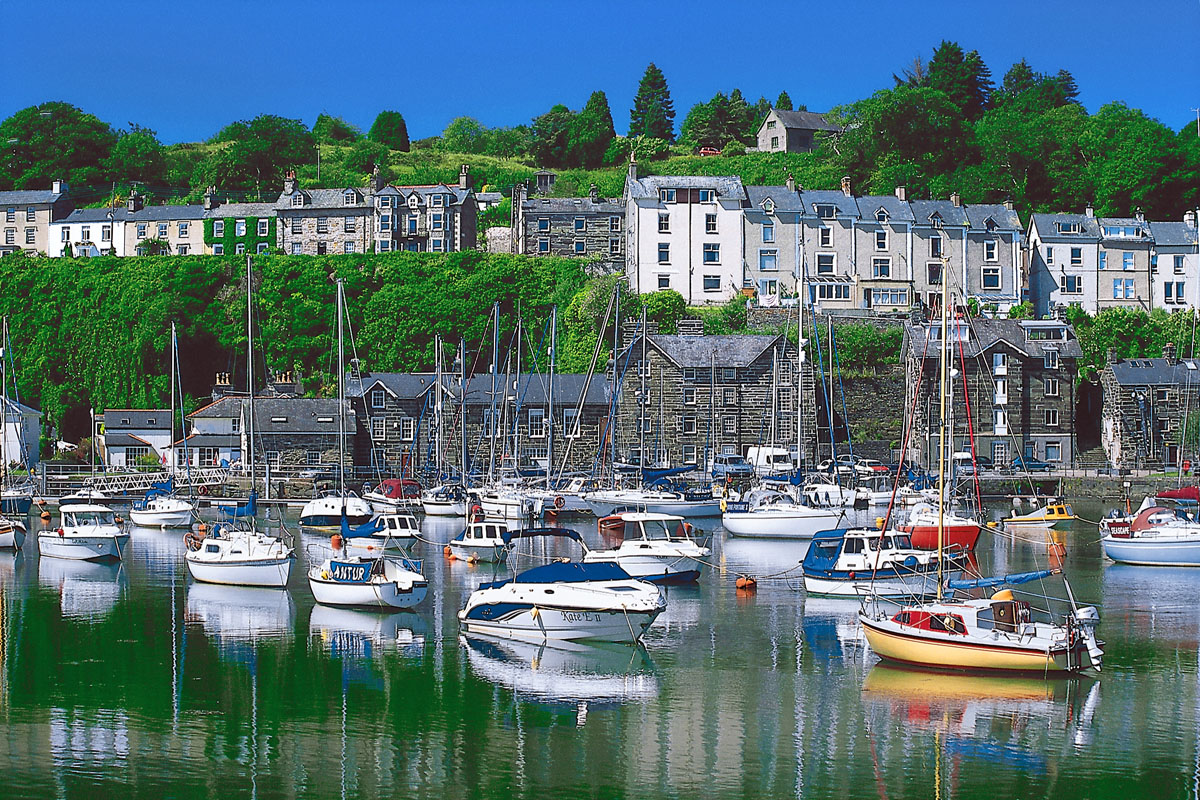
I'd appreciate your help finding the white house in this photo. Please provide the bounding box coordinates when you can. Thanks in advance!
[1149,213,1200,310]
[624,161,746,304]
[0,398,41,467]
[101,409,172,467]
[50,207,131,258]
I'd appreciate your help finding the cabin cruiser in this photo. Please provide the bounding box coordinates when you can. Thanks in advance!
[308,552,428,609]
[722,488,844,539]
[129,493,196,528]
[1003,499,1074,528]
[364,478,422,513]
[478,488,542,520]
[59,488,120,506]
[582,487,721,518]
[39,504,129,561]
[1101,504,1200,566]
[802,528,963,598]
[582,511,709,583]
[897,502,983,550]
[803,482,868,508]
[344,512,420,552]
[298,490,373,529]
[448,520,510,563]
[421,484,468,517]
[184,522,294,587]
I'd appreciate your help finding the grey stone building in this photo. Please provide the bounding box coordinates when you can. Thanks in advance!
[185,394,355,469]
[346,370,442,477]
[0,180,72,256]
[1100,344,1200,469]
[612,333,816,471]
[905,317,1081,470]
[511,183,624,272]
[755,109,841,154]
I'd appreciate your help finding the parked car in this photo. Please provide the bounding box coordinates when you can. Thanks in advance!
[853,458,890,477]
[711,453,754,481]
[746,446,794,476]
[1011,455,1054,473]
[816,457,857,478]
[952,453,994,477]
[698,147,721,157]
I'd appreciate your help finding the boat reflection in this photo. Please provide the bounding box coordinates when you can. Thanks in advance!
[128,524,187,575]
[309,605,427,661]
[462,633,659,711]
[0,549,21,583]
[803,597,867,667]
[37,557,126,619]
[718,534,809,578]
[184,582,295,655]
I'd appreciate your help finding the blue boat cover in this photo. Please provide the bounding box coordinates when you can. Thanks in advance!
[328,560,372,583]
[500,526,584,546]
[220,491,258,519]
[513,561,632,584]
[351,517,384,537]
[947,569,1054,590]
[643,465,697,483]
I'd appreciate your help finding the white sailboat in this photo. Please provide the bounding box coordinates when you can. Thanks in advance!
[308,549,429,609]
[0,317,33,528]
[421,334,468,517]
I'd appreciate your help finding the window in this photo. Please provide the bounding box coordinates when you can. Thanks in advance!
[380,240,394,252]
[407,214,417,234]
[378,196,392,209]
[759,278,779,297]
[1046,246,1054,264]
[3,229,11,245]
[3,209,11,223]
[657,275,670,289]
[432,194,445,207]
[1044,349,1060,369]
[770,136,780,148]
[213,243,224,255]
[1045,377,1060,397]
[1175,255,1186,274]
[178,222,189,237]
[291,218,302,235]
[994,378,1008,404]
[875,229,887,251]
[818,226,832,247]
[659,189,676,203]
[317,217,328,234]
[816,253,835,275]
[538,238,549,253]
[256,242,268,254]
[25,228,35,245]
[317,241,327,255]
[682,368,696,381]
[343,241,355,254]
[638,415,653,435]
[984,239,998,262]
[574,239,585,255]
[81,225,91,241]
[535,217,550,233]
[723,387,736,406]
[136,223,147,239]
[157,223,168,238]
[563,408,579,438]
[257,219,269,236]
[292,243,302,255]
[993,353,1008,375]
[866,257,888,279]
[705,213,717,234]
[982,266,1001,290]
[1061,275,1082,294]
[926,262,941,285]
[1045,408,1060,426]
[178,244,189,255]
[340,215,356,233]
[609,216,621,232]
[1045,441,1062,462]
[723,415,736,435]
[759,249,778,271]
[529,408,546,438]
[703,274,721,292]
[609,238,620,255]
[432,213,444,231]
[658,242,670,263]
[1112,279,1122,299]
[1166,281,1186,304]
[682,445,697,464]
[682,416,697,435]
[1122,252,1134,270]
[993,408,1008,434]
[723,367,736,382]
[235,243,245,255]
[214,220,224,236]
[380,215,391,232]
[1070,247,1082,266]
[817,283,851,300]
[1151,254,1158,273]
[291,194,304,207]
[816,204,834,220]
[574,217,585,232]
[698,189,714,203]
[400,417,415,441]
[872,288,908,306]
[930,233,943,258]
[25,207,34,222]
[371,417,385,441]
[1124,278,1134,299]
[235,219,246,237]
[763,223,775,243]
[658,213,670,233]
[767,120,776,130]
[682,386,696,405]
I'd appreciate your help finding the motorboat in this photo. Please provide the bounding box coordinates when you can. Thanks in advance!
[363,478,423,513]
[344,512,420,553]
[458,560,666,644]
[0,515,26,549]
[129,493,196,528]
[523,477,595,514]
[722,488,844,539]
[859,579,1102,674]
[59,488,120,506]
[448,520,509,563]
[1003,499,1074,528]
[1101,504,1200,566]
[421,484,468,517]
[298,490,373,529]
[38,503,129,561]
[308,552,428,609]
[897,502,983,550]
[582,511,709,583]
[802,528,963,598]
[582,487,721,518]
[803,482,867,508]
[184,522,294,587]
[479,488,541,520]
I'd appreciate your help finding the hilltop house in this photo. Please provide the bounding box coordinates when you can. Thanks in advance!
[1,180,72,256]
[755,109,841,154]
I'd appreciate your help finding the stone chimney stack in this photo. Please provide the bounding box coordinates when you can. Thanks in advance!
[840,175,852,197]
[283,170,297,195]
[1135,207,1145,223]
[588,183,599,202]
[1106,348,1119,366]
[1164,342,1178,365]
[458,164,472,190]
[785,173,795,193]
[1084,202,1094,218]
[1185,209,1198,229]
[894,186,907,201]
[202,185,218,211]
[368,163,384,194]
[628,154,638,183]
[126,191,144,213]
[950,191,961,208]
[1004,198,1015,211]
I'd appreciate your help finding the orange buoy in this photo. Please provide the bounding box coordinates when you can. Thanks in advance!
[39,510,50,521]
[443,545,453,557]
[331,533,344,550]
[735,576,757,591]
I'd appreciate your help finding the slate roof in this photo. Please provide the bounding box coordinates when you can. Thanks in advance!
[206,202,276,218]
[625,174,746,201]
[769,109,842,133]
[745,186,804,212]
[128,204,205,222]
[1109,357,1200,387]
[103,432,159,449]
[910,199,969,227]
[907,319,1082,360]
[1149,222,1200,247]
[857,195,916,222]
[1098,216,1152,240]
[964,204,1022,231]
[1028,213,1101,241]
[522,196,624,214]
[0,397,40,417]
[103,409,170,430]
[346,372,441,401]
[799,189,859,219]
[623,334,784,368]
[56,208,129,224]
[189,396,353,431]
[277,187,370,210]
[462,373,611,407]
[0,189,63,205]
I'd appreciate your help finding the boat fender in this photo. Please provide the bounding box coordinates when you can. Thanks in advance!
[56,527,64,537]
[735,576,757,591]
[848,571,856,580]
[39,510,50,521]
[876,516,885,529]
[554,495,565,510]
[331,533,344,551]
[184,531,202,551]
[198,485,209,496]
[444,545,453,557]
[467,554,479,564]
[720,498,727,513]
[903,556,918,568]
[321,570,330,580]
[114,516,123,525]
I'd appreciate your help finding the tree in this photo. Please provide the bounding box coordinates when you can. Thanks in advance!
[680,89,760,151]
[206,114,315,197]
[342,139,390,178]
[103,124,165,187]
[570,91,616,168]
[893,56,928,88]
[995,61,1080,112]
[530,104,576,168]
[775,91,794,111]
[368,111,410,152]
[629,63,675,141]
[0,101,117,190]
[440,117,489,153]
[926,41,992,120]
[313,113,360,144]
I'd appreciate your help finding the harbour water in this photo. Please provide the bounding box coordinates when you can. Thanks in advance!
[0,498,1196,798]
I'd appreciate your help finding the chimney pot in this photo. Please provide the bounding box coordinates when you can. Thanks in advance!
[840,176,852,197]
[1084,203,1094,218]
[894,185,907,201]
[1004,198,1015,211]
[628,154,638,183]
[588,183,599,202]
[950,191,961,208]
[785,173,795,192]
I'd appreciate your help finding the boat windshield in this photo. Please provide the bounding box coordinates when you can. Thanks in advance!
[638,520,674,541]
[67,510,115,526]
[891,533,912,549]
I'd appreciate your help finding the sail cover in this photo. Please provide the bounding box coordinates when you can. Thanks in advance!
[947,569,1055,590]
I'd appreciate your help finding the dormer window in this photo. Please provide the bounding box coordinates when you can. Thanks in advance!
[291,194,304,207]
[271,416,287,423]
[984,217,998,232]
[875,209,889,223]
[432,194,445,207]
[816,204,834,219]
[343,191,357,206]
[762,198,774,214]
[408,196,419,208]
[1058,221,1081,234]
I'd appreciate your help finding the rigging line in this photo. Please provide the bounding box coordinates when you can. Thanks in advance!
[829,323,855,460]
[955,305,984,512]
[880,324,932,532]
[555,287,617,479]
[808,307,841,489]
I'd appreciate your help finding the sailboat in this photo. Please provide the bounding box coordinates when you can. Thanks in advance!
[130,323,197,528]
[858,267,1102,675]
[184,256,294,587]
[421,333,468,517]
[299,278,372,529]
[0,318,27,548]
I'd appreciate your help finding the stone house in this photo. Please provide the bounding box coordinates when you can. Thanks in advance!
[799,182,862,314]
[1100,344,1200,469]
[101,409,172,467]
[121,193,206,255]
[905,318,1081,470]
[858,190,921,313]
[346,370,441,477]
[184,395,354,469]
[275,170,375,255]
[202,190,277,256]
[612,333,816,471]
[1,180,72,256]
[624,162,747,303]
[1149,213,1200,309]
[755,109,841,154]
[511,183,624,272]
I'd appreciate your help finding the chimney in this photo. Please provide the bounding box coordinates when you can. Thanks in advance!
[628,154,638,183]
[950,191,961,208]
[1004,198,1015,211]
[52,179,65,195]
[369,163,384,193]
[1135,207,1145,223]
[1164,342,1178,365]
[588,183,599,202]
[1084,202,1094,218]
[126,191,144,212]
[1186,209,1198,229]
[840,176,852,197]
[458,164,472,190]
[202,185,217,211]
[785,173,795,193]
[894,185,907,201]
[1106,348,1119,367]
[283,169,297,195]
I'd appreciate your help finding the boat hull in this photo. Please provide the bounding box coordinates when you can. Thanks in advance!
[1,496,32,515]
[584,553,702,584]
[1101,536,1200,566]
[900,523,983,551]
[449,542,507,563]
[804,571,938,598]
[129,509,195,528]
[308,573,428,609]
[38,533,128,561]
[723,508,843,539]
[0,525,26,549]
[458,605,662,644]
[422,500,466,517]
[185,556,293,587]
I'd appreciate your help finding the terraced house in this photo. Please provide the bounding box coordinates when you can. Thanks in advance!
[0,180,72,255]
[1101,344,1200,469]
[511,183,624,273]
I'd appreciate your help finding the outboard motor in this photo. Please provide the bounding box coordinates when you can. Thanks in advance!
[1072,605,1103,671]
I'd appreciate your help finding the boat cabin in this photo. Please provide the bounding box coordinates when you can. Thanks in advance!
[620,512,695,543]
[890,595,1030,635]
[459,521,507,544]
[804,529,919,573]
[382,514,419,534]
[63,507,117,528]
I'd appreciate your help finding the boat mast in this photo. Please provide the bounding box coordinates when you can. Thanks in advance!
[336,278,346,502]
[546,305,556,490]
[488,301,499,483]
[936,254,951,600]
[246,255,255,497]
[796,246,805,472]
[611,284,619,478]
[459,338,468,486]
[434,333,443,482]
[1,317,6,496]
[639,305,647,486]
[169,320,176,476]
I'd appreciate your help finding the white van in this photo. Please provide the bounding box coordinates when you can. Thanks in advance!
[746,446,794,476]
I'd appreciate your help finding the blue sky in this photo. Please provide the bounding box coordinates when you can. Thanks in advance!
[3,0,1198,143]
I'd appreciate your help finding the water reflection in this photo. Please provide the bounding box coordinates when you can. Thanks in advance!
[37,557,127,619]
[184,582,295,654]
[309,605,427,660]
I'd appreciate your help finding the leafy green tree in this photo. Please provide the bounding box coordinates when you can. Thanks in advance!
[995,61,1080,111]
[0,101,117,190]
[1006,301,1034,320]
[103,124,166,187]
[531,104,576,168]
[926,41,992,120]
[641,290,686,334]
[440,117,489,153]
[775,91,794,111]
[483,126,533,159]
[205,114,315,197]
[341,139,390,178]
[629,63,675,142]
[570,91,616,168]
[313,113,360,144]
[1079,103,1183,217]
[368,110,410,152]
[680,90,759,151]
[603,135,671,165]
